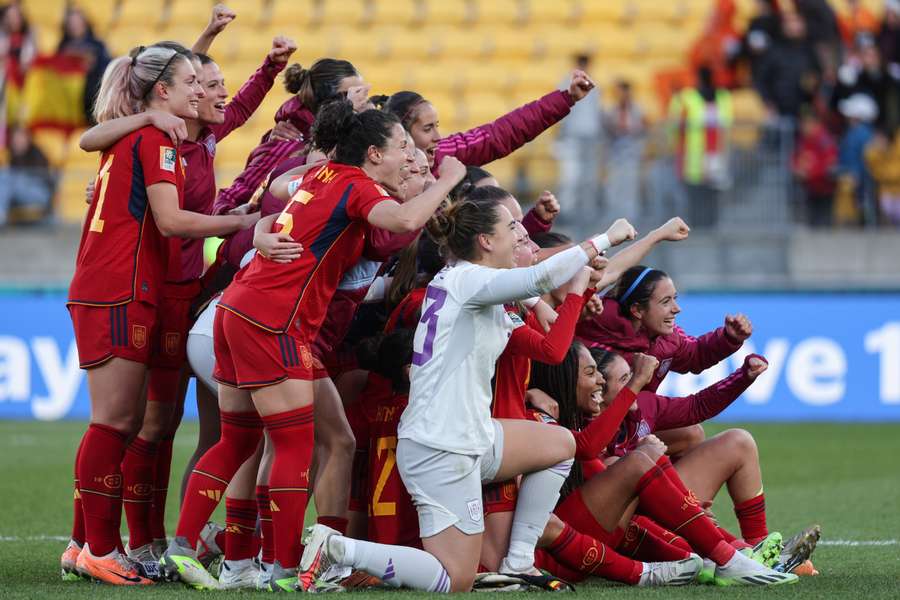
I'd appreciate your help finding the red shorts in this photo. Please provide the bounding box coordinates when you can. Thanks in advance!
[483,479,518,515]
[149,281,201,370]
[68,301,158,368]
[213,307,324,388]
[554,489,623,547]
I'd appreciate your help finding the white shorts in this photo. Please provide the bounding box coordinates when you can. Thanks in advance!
[397,419,504,538]
[186,333,216,393]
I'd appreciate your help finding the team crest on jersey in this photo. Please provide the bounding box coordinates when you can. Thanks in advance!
[160,147,177,172]
[636,420,651,438]
[506,311,526,328]
[656,358,672,379]
[467,499,483,522]
[299,345,313,369]
[203,134,216,155]
[164,332,180,356]
[132,325,147,349]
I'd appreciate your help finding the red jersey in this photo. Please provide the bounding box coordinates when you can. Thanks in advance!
[219,162,393,335]
[68,126,183,307]
[492,293,588,420]
[358,374,421,548]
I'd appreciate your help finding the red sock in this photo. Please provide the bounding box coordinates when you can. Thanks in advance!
[317,515,348,535]
[635,465,734,566]
[257,485,275,564]
[264,405,315,570]
[718,525,752,550]
[619,518,692,561]
[548,522,643,585]
[122,436,158,550]
[225,498,258,561]
[175,411,263,548]
[632,515,693,554]
[71,436,85,545]
[535,550,584,582]
[149,436,174,541]
[734,493,767,544]
[77,423,129,556]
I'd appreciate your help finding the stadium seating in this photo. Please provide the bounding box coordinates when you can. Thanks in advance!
[23,0,840,221]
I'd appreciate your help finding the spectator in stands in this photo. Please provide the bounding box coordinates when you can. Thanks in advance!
[740,0,781,91]
[792,109,838,227]
[877,0,900,66]
[833,34,900,135]
[555,54,602,220]
[0,125,55,226]
[837,0,880,48]
[689,0,742,89]
[602,79,646,225]
[668,66,732,228]
[837,93,878,225]
[0,1,36,125]
[57,6,110,126]
[866,129,900,225]
[756,11,821,123]
[794,0,841,83]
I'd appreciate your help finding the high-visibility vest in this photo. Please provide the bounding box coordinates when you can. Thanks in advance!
[669,88,733,184]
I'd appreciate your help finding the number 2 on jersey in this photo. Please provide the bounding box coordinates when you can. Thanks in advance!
[372,436,397,517]
[412,286,447,366]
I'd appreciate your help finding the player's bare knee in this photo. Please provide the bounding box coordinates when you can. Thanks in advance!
[551,428,576,462]
[449,569,475,593]
[622,450,655,476]
[683,424,706,448]
[721,428,757,457]
[539,513,565,547]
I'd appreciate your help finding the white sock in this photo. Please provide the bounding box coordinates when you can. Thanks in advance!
[332,536,451,592]
[501,459,573,573]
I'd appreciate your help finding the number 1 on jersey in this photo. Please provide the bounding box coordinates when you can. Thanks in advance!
[412,286,447,366]
[89,155,115,233]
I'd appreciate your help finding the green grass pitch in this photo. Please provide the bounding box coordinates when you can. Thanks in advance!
[1,421,898,599]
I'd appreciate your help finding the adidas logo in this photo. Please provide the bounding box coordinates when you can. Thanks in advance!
[270,500,280,512]
[199,489,222,501]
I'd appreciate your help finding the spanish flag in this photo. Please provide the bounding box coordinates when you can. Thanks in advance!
[22,54,87,133]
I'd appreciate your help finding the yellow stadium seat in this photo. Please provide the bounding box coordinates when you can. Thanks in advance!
[359,62,414,95]
[31,130,69,168]
[533,26,596,59]
[367,0,418,28]
[116,0,165,28]
[513,59,567,97]
[318,0,366,28]
[431,27,490,60]
[458,91,509,129]
[472,0,524,27]
[595,27,635,58]
[522,0,577,26]
[422,0,473,27]
[220,0,266,17]
[70,0,118,33]
[481,155,515,186]
[105,26,150,56]
[408,61,465,95]
[488,27,536,60]
[22,0,67,31]
[574,0,632,25]
[458,62,516,94]
[58,165,96,222]
[267,0,319,29]
[381,28,439,61]
[522,156,558,190]
[166,1,214,29]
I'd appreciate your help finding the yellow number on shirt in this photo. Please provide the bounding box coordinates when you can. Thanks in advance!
[274,189,313,237]
[89,155,115,233]
[371,435,397,517]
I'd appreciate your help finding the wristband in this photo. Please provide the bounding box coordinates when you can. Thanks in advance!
[588,234,610,255]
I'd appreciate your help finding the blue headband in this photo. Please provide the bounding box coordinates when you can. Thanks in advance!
[619,267,653,304]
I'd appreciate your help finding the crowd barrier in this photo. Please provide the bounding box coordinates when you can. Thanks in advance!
[0,291,898,421]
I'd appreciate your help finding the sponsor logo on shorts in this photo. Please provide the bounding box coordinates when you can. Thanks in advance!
[102,474,122,489]
[164,332,180,356]
[160,147,176,172]
[132,325,147,349]
[467,499,483,522]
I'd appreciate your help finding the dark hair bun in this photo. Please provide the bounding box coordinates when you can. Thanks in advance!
[311,99,358,154]
[284,63,308,94]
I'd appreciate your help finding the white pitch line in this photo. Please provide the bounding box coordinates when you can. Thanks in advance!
[0,535,897,546]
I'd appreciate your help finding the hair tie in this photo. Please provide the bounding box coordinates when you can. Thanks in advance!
[131,45,145,67]
[619,267,653,304]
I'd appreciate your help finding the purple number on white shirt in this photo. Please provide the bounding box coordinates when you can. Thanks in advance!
[412,286,448,366]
